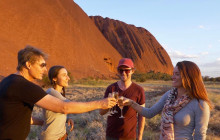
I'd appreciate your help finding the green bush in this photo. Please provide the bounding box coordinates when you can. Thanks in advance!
[203,76,220,82]
[41,74,50,87]
[68,71,74,84]
[74,77,111,86]
[133,71,172,82]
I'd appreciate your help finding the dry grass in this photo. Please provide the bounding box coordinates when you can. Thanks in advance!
[28,81,220,140]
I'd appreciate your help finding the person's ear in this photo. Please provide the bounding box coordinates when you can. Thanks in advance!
[131,69,135,74]
[53,77,57,82]
[25,61,31,70]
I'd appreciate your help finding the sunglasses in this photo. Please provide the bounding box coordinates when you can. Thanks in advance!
[118,68,132,74]
[39,63,47,68]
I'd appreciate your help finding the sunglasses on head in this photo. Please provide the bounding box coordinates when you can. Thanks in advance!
[118,68,132,74]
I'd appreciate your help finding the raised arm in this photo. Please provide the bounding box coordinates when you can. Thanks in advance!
[36,94,116,114]
[125,90,170,118]
[194,100,210,140]
[99,86,113,115]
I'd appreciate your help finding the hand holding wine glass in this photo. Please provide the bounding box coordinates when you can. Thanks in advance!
[107,92,114,116]
[120,97,133,106]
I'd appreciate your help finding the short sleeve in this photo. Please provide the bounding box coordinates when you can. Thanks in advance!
[104,83,117,98]
[18,79,47,105]
[104,85,113,98]
[46,88,69,102]
[137,87,145,105]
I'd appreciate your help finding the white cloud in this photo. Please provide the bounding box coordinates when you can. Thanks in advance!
[198,25,205,29]
[198,25,210,30]
[202,58,220,67]
[161,44,169,50]
[201,68,220,77]
[208,44,212,48]
[168,50,198,59]
[199,52,209,55]
[200,59,220,77]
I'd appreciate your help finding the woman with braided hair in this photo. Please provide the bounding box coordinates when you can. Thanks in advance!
[40,66,73,140]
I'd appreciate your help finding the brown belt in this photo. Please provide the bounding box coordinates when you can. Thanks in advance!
[58,133,68,140]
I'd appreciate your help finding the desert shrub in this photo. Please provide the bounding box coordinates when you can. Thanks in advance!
[41,74,50,87]
[203,76,220,82]
[216,77,220,82]
[74,77,112,86]
[68,71,75,84]
[28,83,220,140]
[145,115,161,131]
[143,130,160,140]
[133,71,171,82]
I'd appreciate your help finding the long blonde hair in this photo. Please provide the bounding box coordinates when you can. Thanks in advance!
[176,61,213,109]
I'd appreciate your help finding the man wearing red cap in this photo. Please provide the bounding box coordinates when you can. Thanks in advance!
[100,58,145,140]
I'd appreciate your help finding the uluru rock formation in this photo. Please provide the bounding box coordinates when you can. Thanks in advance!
[0,0,173,79]
[90,16,173,74]
[0,0,121,79]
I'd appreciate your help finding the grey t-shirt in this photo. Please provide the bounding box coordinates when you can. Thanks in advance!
[40,88,70,140]
[141,90,210,140]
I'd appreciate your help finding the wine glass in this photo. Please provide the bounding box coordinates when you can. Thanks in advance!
[107,92,115,116]
[118,96,124,118]
[113,92,119,113]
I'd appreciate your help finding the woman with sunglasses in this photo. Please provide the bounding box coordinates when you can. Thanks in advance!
[123,61,212,140]
[40,66,74,140]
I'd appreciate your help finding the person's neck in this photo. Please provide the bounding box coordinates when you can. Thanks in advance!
[177,87,187,97]
[54,85,63,93]
[16,69,34,82]
[118,80,132,91]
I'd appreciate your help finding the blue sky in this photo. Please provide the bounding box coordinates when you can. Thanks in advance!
[74,0,220,77]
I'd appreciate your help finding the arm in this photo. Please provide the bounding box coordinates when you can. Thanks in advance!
[30,116,44,125]
[99,108,109,115]
[36,94,116,114]
[137,103,145,140]
[66,118,74,132]
[125,90,170,118]
[194,100,210,140]
[99,86,112,115]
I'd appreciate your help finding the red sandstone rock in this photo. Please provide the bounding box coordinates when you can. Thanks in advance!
[0,0,173,79]
[90,16,173,74]
[0,0,121,79]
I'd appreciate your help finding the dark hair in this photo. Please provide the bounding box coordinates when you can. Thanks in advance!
[176,61,213,109]
[17,45,48,71]
[48,65,66,97]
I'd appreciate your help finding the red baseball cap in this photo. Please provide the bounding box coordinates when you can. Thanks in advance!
[117,58,134,68]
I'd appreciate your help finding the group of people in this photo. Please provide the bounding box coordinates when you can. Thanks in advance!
[0,45,212,140]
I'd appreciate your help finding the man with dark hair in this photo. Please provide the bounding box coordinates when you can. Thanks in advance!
[16,45,48,71]
[0,45,116,140]
[100,58,146,140]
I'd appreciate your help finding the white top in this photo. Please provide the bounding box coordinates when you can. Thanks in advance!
[141,90,210,140]
[40,88,69,140]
